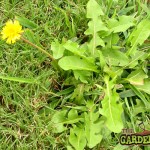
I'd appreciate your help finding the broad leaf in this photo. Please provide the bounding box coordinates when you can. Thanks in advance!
[85,101,103,148]
[85,19,107,56]
[88,33,105,49]
[127,69,148,85]
[63,40,94,63]
[51,109,83,133]
[104,33,119,48]
[51,40,65,59]
[85,19,108,35]
[58,56,98,72]
[128,51,148,68]
[108,15,134,33]
[102,48,129,66]
[51,110,67,133]
[99,77,123,133]
[127,19,150,55]
[86,0,104,19]
[69,126,86,150]
[73,70,91,83]
[135,79,150,95]
[63,40,79,53]
[67,146,74,150]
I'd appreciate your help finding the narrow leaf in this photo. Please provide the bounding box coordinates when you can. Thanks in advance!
[16,16,38,29]
[127,19,150,55]
[0,75,37,83]
[24,29,41,46]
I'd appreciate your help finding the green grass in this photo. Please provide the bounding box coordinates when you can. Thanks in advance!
[0,0,150,150]
[0,0,88,149]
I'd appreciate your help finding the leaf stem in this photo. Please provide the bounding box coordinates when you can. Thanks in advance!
[21,37,55,61]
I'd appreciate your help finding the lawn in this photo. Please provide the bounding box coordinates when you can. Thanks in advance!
[0,0,150,150]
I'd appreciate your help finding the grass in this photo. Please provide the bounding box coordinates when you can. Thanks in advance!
[0,0,150,150]
[0,0,88,149]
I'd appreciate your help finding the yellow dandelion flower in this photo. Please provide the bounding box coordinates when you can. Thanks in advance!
[1,20,23,44]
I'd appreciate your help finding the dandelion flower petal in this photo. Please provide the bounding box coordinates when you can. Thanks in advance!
[1,20,23,44]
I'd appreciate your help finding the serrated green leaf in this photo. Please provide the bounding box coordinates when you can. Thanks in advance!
[127,69,148,85]
[84,102,103,148]
[85,0,107,56]
[85,19,107,55]
[15,16,38,29]
[99,77,123,133]
[63,40,95,63]
[102,49,129,66]
[51,110,67,133]
[127,19,150,55]
[85,19,108,35]
[73,70,91,83]
[85,112,103,148]
[58,56,98,72]
[67,109,79,121]
[88,33,105,48]
[108,15,134,33]
[69,126,86,150]
[86,0,104,19]
[51,109,84,133]
[63,40,79,53]
[51,40,65,59]
[64,41,86,58]
[104,33,120,48]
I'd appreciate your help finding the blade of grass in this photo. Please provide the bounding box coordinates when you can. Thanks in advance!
[129,84,149,107]
[0,75,38,83]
